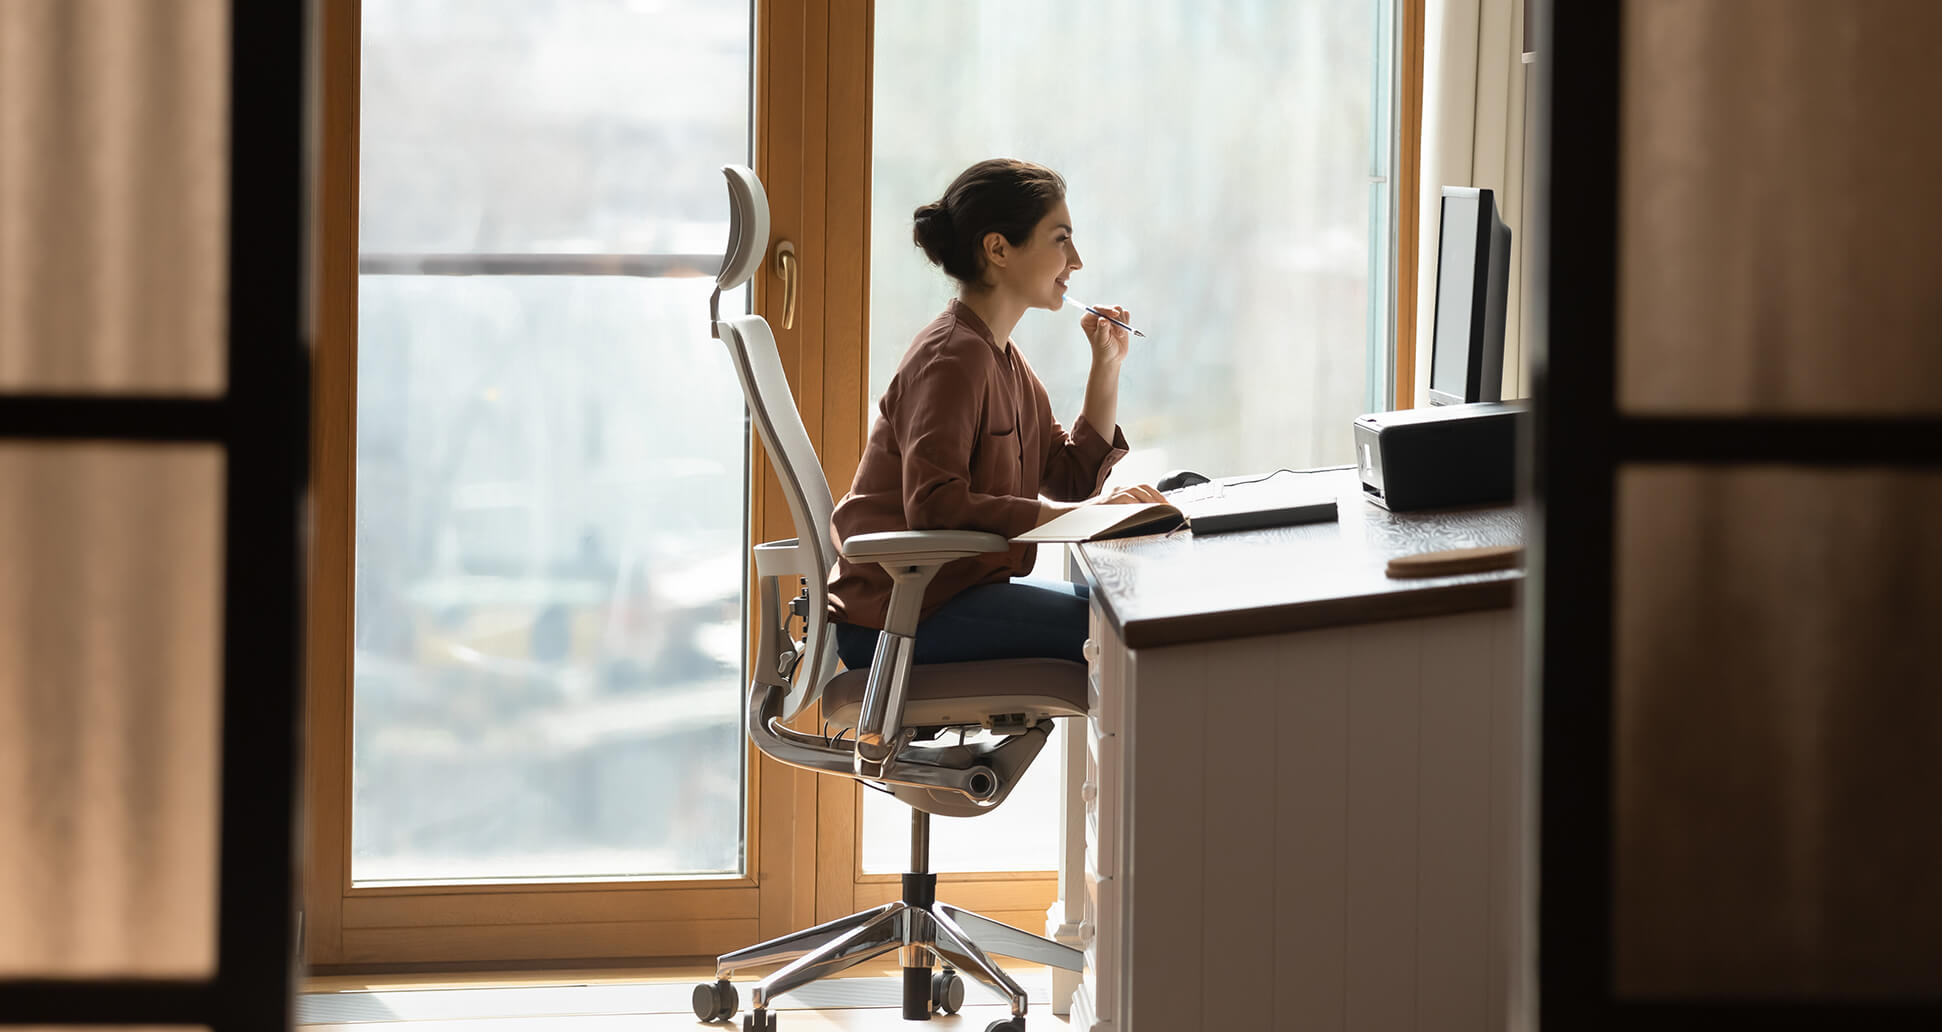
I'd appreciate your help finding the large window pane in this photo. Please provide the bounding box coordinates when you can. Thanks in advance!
[355,0,751,884]
[872,1,1385,486]
[866,1,1390,873]
[360,0,746,256]
[354,276,747,882]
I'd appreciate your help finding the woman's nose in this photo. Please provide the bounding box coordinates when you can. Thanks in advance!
[1070,247,1083,270]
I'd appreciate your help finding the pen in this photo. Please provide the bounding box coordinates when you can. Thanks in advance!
[1064,295,1147,338]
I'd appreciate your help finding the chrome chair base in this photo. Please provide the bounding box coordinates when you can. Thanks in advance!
[701,890,1082,1026]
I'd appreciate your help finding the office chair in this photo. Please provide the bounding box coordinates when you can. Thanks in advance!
[694,166,1087,1032]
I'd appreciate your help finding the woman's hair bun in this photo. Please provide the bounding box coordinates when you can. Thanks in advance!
[911,200,956,269]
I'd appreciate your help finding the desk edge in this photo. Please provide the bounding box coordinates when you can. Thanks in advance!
[1072,547,1522,649]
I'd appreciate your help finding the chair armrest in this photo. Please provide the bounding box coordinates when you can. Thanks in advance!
[840,529,1008,772]
[841,529,1010,567]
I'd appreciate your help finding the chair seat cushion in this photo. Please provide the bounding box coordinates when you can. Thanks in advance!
[821,658,1088,730]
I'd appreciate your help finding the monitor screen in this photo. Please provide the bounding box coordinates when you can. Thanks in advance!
[1430,191,1480,402]
[1428,186,1510,406]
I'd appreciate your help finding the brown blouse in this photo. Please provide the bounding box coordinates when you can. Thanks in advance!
[827,299,1129,630]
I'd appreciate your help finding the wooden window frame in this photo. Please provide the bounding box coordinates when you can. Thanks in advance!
[303,0,857,971]
[1396,0,1428,408]
[304,0,1427,969]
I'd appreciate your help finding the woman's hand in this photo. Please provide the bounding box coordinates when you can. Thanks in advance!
[1095,483,1165,506]
[1078,303,1131,445]
[1034,483,1165,526]
[1080,304,1132,368]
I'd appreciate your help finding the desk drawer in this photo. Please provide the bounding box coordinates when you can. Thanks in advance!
[1084,608,1123,734]
[1082,868,1120,1022]
[1085,713,1120,788]
[1087,710,1118,746]
[1083,726,1119,878]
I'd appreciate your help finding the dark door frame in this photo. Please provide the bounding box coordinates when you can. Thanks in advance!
[1535,2,1942,1029]
[0,3,310,1029]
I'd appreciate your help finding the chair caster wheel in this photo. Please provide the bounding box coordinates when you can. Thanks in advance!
[743,1008,776,1031]
[984,1018,1024,1032]
[691,979,737,1023]
[930,968,964,1015]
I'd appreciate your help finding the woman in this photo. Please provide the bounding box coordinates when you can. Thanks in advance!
[827,158,1161,668]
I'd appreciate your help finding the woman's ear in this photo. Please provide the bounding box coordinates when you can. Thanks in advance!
[982,231,1008,270]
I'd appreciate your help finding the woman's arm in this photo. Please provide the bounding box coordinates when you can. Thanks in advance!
[1078,303,1131,435]
[1041,304,1146,502]
[895,312,1152,532]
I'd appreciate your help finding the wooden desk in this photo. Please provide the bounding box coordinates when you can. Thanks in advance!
[1049,470,1529,1031]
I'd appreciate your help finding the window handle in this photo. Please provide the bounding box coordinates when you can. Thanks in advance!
[774,240,799,330]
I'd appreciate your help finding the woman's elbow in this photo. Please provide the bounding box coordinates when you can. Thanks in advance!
[903,486,958,530]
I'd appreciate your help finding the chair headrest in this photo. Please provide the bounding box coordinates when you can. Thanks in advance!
[716,165,771,293]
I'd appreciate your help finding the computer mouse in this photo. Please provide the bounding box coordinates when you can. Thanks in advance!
[1155,469,1212,493]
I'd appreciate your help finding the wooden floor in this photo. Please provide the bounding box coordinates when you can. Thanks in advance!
[300,961,1069,1031]
[300,1007,1047,1031]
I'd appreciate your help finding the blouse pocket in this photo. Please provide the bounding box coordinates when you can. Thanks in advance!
[971,425,1022,496]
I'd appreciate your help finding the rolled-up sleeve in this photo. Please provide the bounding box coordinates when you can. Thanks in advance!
[895,350,1043,537]
[1040,414,1130,501]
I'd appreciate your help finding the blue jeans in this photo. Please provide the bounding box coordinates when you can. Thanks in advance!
[834,578,1091,669]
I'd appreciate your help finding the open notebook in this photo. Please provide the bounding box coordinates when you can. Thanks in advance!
[1013,488,1338,543]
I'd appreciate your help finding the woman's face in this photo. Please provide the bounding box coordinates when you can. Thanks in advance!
[989,199,1082,310]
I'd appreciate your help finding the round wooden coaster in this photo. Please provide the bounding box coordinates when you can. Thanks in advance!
[1385,544,1524,578]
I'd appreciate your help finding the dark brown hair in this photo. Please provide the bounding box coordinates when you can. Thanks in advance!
[912,158,1067,286]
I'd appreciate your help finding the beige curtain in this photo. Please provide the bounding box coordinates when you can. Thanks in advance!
[0,0,228,979]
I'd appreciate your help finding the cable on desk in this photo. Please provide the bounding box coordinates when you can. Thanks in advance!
[1221,464,1354,487]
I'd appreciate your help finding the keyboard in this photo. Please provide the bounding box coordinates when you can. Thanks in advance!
[1159,480,1227,505]
[1156,470,1345,534]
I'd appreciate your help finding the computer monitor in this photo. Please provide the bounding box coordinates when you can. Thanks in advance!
[1427,186,1512,406]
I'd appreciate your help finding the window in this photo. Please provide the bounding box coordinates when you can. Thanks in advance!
[352,0,752,883]
[863,0,1397,873]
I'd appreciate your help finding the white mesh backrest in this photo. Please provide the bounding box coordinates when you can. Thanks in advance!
[719,313,841,713]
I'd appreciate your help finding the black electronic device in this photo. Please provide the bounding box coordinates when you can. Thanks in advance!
[1428,186,1512,406]
[1154,468,1212,493]
[1352,400,1526,511]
